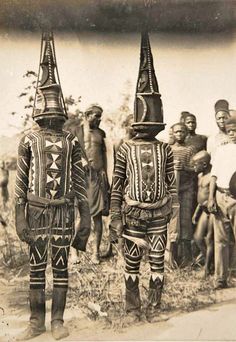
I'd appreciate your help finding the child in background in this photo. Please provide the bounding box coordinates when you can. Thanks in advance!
[192,151,214,276]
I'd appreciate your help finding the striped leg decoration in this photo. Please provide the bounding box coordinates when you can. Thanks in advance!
[29,236,48,290]
[51,229,72,289]
[124,238,143,275]
[147,217,167,274]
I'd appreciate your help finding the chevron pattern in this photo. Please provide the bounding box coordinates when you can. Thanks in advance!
[124,217,168,275]
[29,226,72,290]
[148,234,167,252]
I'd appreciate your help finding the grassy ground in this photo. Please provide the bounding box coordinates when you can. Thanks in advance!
[0,170,234,330]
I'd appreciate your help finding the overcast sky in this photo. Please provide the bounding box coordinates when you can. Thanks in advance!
[1,1,236,140]
[1,29,236,140]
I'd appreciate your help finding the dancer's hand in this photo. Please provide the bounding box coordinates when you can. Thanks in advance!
[208,198,217,214]
[109,218,123,243]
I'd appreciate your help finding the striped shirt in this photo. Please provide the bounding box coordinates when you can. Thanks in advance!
[185,134,207,154]
[111,139,177,211]
[171,143,195,190]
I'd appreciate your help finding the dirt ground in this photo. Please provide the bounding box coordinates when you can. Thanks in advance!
[1,269,236,342]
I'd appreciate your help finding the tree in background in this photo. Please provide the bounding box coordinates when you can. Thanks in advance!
[12,71,84,134]
[102,79,133,143]
[10,70,38,131]
[63,96,85,147]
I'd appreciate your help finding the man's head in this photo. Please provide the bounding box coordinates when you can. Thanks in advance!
[85,104,103,129]
[180,111,191,124]
[225,115,236,143]
[214,99,230,132]
[192,150,211,173]
[184,113,197,133]
[172,123,188,143]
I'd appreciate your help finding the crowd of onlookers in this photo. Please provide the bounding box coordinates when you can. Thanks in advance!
[1,98,235,292]
[62,99,236,290]
[158,99,236,289]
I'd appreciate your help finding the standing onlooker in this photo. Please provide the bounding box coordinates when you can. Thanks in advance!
[184,113,207,154]
[207,100,236,281]
[168,112,192,145]
[184,113,208,221]
[208,115,236,289]
[171,123,195,266]
[207,99,230,157]
[192,151,214,275]
[82,104,110,264]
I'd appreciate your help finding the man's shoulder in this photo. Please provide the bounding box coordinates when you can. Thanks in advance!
[97,128,106,138]
[207,132,225,142]
[213,142,235,158]
[216,142,234,150]
[207,134,214,144]
[20,131,38,144]
[117,139,131,149]
[60,130,83,149]
[196,134,208,141]
[158,140,168,147]
[158,140,173,152]
[201,171,211,181]
[62,130,76,139]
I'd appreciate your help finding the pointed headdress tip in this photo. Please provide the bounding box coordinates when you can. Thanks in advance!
[33,31,67,122]
[42,31,53,41]
[133,31,165,130]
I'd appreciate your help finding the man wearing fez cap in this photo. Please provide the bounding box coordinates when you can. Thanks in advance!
[207,99,231,157]
[15,33,91,340]
[208,114,236,289]
[83,103,110,263]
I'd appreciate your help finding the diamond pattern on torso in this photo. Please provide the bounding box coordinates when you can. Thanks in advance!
[139,145,156,202]
[45,136,64,198]
[45,136,63,151]
[46,153,62,170]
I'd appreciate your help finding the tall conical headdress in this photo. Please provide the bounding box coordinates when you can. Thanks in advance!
[133,32,165,133]
[33,32,67,122]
